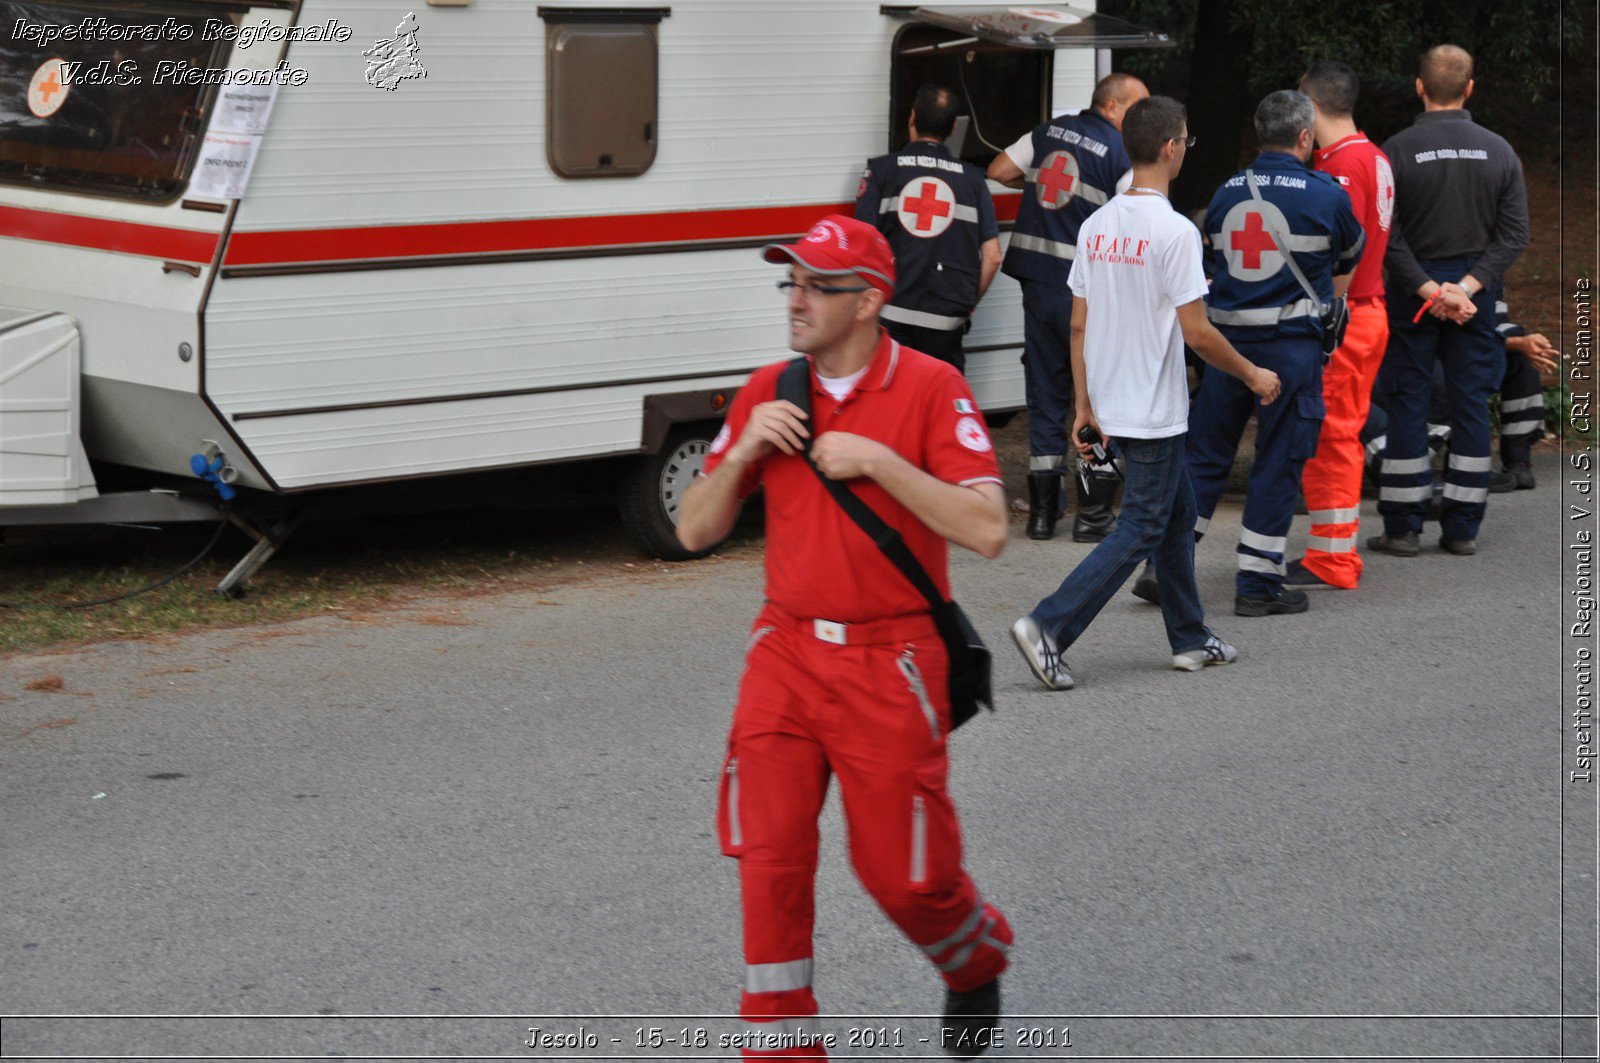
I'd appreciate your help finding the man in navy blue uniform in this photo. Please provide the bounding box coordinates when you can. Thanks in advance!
[1371,44,1528,557]
[988,72,1148,541]
[1188,90,1363,616]
[856,84,1001,376]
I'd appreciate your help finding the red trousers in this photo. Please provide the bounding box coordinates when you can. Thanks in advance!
[1300,301,1390,588]
[716,606,1012,1059]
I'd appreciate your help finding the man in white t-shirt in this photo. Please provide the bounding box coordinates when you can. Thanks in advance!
[1009,97,1282,689]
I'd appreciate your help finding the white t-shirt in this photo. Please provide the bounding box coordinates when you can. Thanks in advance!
[816,365,868,403]
[1066,193,1209,439]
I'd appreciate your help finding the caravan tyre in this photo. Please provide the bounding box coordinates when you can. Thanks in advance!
[620,425,722,561]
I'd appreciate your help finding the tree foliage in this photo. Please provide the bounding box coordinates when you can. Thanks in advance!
[1103,0,1588,142]
[1098,0,1589,207]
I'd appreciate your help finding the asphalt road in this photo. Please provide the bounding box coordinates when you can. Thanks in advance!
[1,451,1591,1062]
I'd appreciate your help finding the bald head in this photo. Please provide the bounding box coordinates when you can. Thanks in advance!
[1419,44,1474,105]
[1091,72,1150,131]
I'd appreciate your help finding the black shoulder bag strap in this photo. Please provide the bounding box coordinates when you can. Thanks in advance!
[1245,167,1347,355]
[775,355,944,605]
[1244,167,1324,313]
[774,355,993,726]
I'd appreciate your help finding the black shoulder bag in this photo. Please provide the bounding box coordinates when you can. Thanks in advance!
[776,357,994,731]
[1244,167,1349,356]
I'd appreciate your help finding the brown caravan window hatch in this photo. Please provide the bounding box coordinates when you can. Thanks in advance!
[541,8,669,179]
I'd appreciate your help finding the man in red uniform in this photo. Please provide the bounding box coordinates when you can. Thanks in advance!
[677,215,1012,1060]
[1286,62,1395,590]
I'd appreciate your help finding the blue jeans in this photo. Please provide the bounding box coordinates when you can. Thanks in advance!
[1030,433,1209,654]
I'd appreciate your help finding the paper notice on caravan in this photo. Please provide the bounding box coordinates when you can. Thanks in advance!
[190,132,261,200]
[210,84,279,135]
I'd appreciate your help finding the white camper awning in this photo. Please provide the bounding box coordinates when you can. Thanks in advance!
[884,5,1175,52]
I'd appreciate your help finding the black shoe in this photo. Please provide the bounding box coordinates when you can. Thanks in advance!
[1440,537,1477,556]
[1508,461,1536,489]
[940,977,1001,1060]
[1234,588,1311,617]
[1283,558,1338,590]
[1026,472,1060,541]
[1131,561,1160,603]
[1366,531,1420,557]
[1489,468,1517,494]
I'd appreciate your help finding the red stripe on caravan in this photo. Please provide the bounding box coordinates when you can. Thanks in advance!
[223,193,1021,266]
[0,205,220,262]
[223,202,860,266]
[0,193,1021,268]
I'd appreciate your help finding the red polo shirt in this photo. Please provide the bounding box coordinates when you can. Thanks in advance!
[703,331,1003,623]
[1313,132,1394,302]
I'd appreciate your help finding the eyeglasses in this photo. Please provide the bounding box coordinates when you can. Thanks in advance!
[1170,134,1198,148]
[776,279,870,297]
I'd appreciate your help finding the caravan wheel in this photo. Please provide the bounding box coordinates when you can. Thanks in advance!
[620,425,721,560]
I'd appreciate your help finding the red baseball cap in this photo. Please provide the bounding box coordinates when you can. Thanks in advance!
[762,214,896,295]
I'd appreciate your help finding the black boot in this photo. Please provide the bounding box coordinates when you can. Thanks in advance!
[940,977,1002,1059]
[1026,472,1060,540]
[1071,468,1118,542]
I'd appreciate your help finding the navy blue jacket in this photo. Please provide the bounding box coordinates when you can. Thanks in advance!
[1000,109,1131,287]
[856,140,998,327]
[1203,151,1364,342]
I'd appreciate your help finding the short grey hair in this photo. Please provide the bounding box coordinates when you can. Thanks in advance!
[1254,90,1314,151]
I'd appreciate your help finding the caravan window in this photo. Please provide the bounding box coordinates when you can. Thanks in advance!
[0,2,234,202]
[890,22,1049,168]
[543,9,664,178]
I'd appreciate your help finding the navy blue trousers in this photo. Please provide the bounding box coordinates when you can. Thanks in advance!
[1187,334,1325,598]
[1377,258,1503,542]
[1021,279,1075,468]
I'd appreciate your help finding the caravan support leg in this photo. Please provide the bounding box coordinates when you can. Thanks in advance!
[216,509,303,599]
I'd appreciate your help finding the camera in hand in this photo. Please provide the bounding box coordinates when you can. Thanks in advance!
[1076,424,1108,463]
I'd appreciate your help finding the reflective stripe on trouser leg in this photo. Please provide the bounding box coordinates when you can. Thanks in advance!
[1434,274,1503,541]
[1238,525,1288,585]
[1301,301,1387,588]
[1221,334,1324,598]
[726,624,831,1059]
[918,897,1014,991]
[1021,280,1075,461]
[1376,293,1443,537]
[1498,351,1546,462]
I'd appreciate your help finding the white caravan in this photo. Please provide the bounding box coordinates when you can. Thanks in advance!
[0,0,1168,591]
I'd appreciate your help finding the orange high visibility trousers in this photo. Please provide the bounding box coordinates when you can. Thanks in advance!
[1300,301,1390,588]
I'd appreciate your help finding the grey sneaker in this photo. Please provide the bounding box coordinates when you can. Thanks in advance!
[1172,632,1238,671]
[1366,531,1420,557]
[1010,616,1074,690]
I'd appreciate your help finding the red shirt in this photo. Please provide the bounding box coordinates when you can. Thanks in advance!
[703,331,1003,623]
[1313,132,1394,302]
